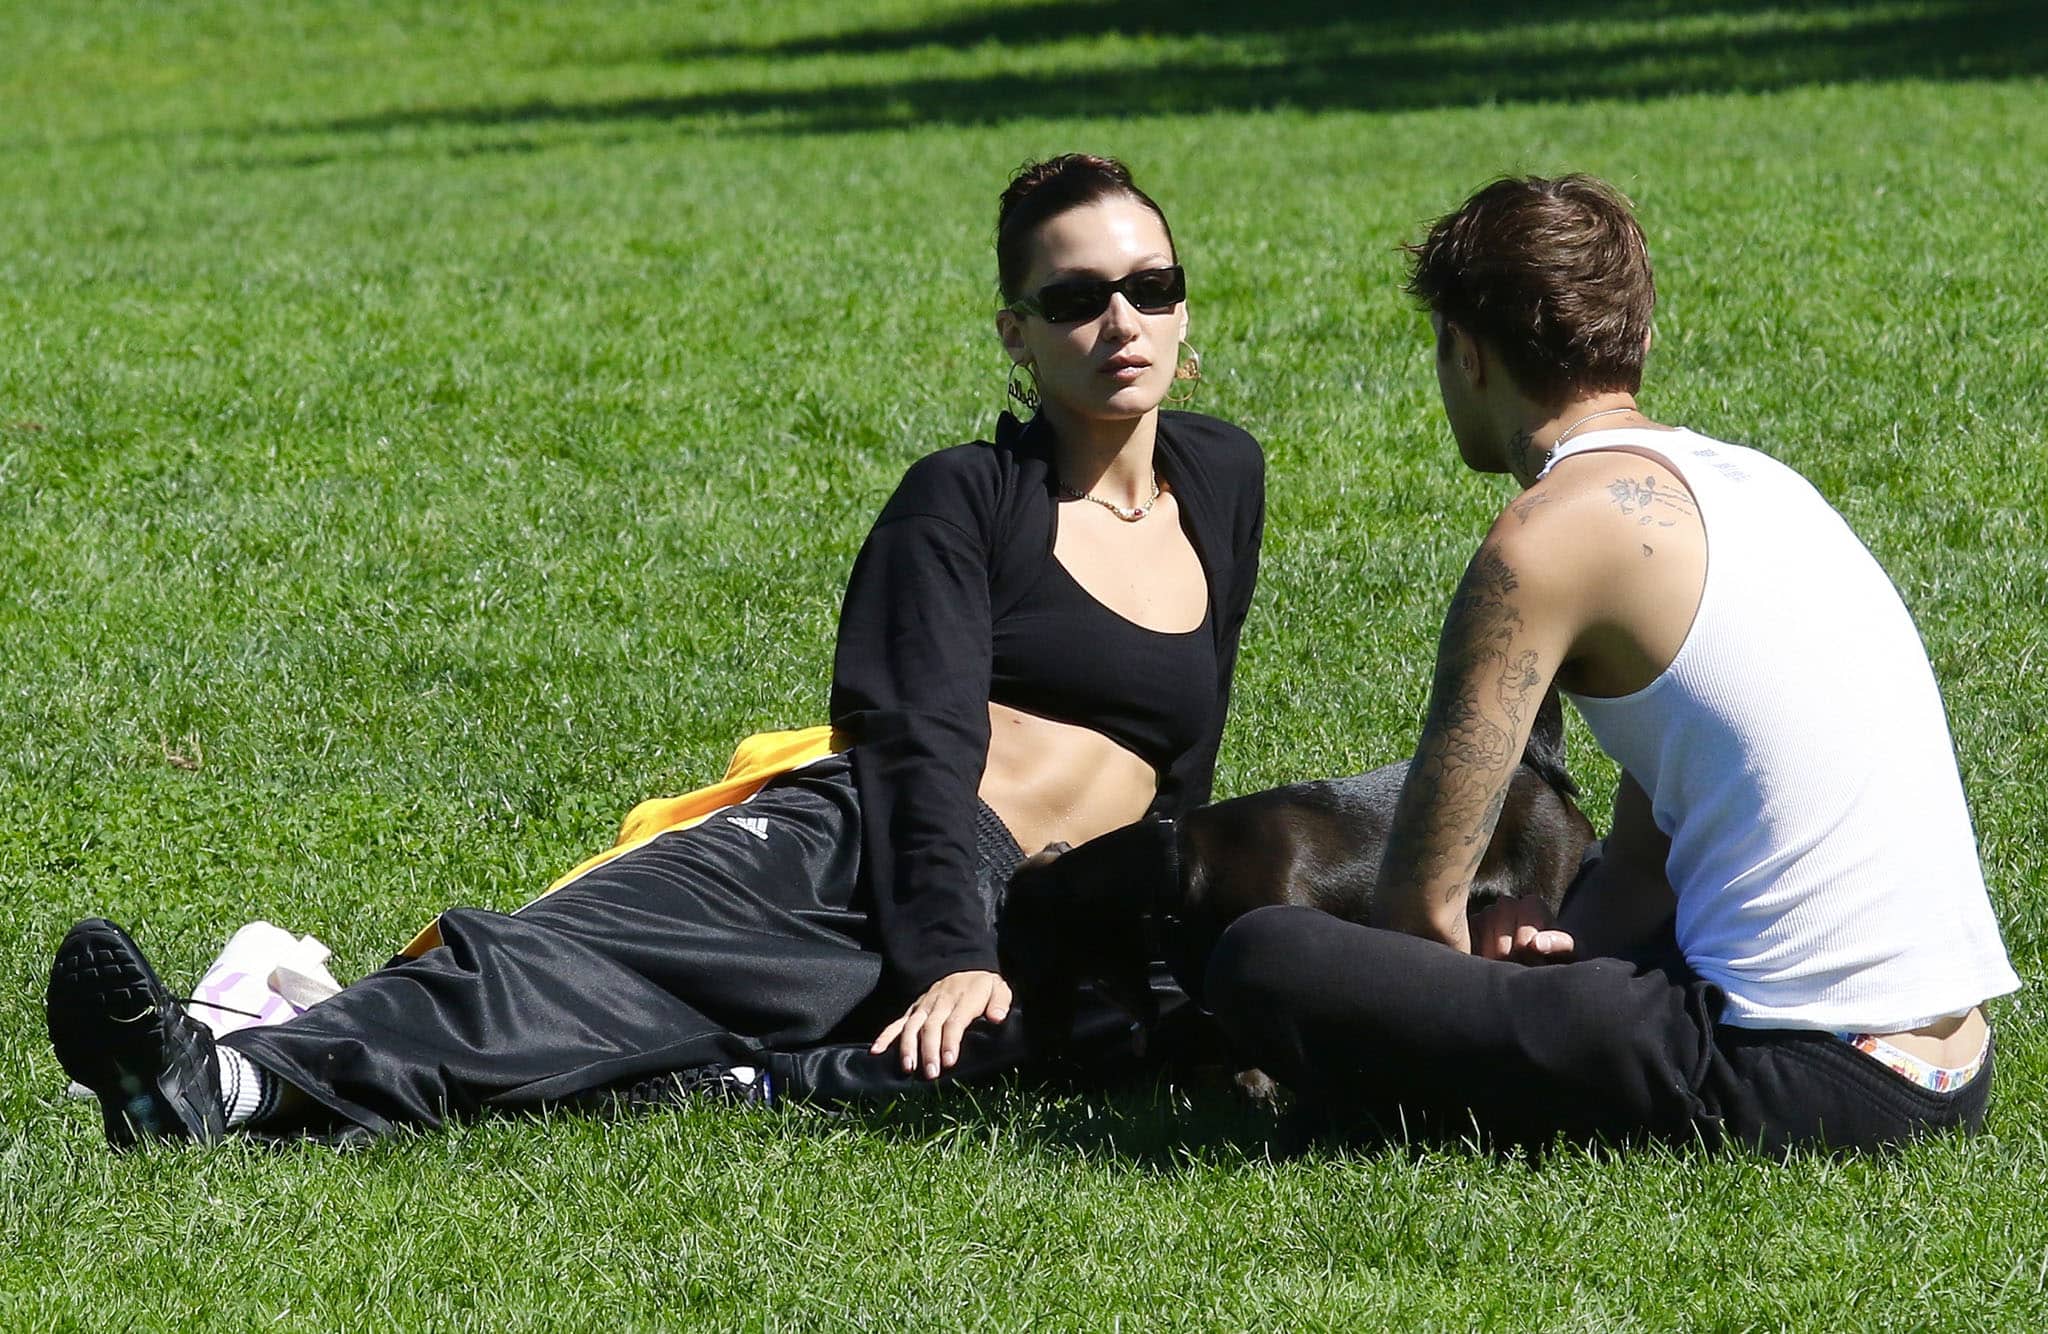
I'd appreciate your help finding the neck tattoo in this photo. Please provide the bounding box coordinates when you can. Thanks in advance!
[1058,471,1162,522]
[1542,406,1637,472]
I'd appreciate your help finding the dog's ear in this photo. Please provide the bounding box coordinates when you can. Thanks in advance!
[1022,841,1072,868]
[1053,819,1175,906]
[1519,686,1578,797]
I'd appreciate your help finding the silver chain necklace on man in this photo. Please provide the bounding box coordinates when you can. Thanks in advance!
[1058,471,1162,522]
[1543,405,1638,471]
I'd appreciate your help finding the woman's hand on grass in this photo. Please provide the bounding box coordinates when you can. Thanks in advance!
[869,969,1012,1078]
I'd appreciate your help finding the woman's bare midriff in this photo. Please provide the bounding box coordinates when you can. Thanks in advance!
[978,702,1160,857]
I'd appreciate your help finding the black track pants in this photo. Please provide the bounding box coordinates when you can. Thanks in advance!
[1205,905,1992,1154]
[227,754,1076,1133]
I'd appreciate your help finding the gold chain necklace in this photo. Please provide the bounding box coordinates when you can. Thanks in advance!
[1058,471,1162,523]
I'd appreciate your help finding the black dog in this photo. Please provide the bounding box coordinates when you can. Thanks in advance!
[997,689,1598,1078]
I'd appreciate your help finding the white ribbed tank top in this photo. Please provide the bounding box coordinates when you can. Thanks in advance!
[1544,429,2018,1031]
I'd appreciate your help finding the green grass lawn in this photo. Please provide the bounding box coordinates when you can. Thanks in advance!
[4,0,2046,1326]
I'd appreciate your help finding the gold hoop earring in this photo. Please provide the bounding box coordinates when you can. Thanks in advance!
[1006,361,1040,418]
[1168,342,1203,405]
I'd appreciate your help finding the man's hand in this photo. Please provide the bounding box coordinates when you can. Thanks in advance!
[1554,773,1676,960]
[869,969,1012,1079]
[1469,895,1576,964]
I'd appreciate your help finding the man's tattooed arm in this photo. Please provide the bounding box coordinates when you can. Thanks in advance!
[1374,545,1549,946]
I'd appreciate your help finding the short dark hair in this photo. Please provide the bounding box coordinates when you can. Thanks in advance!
[1403,174,1655,404]
[997,154,1177,303]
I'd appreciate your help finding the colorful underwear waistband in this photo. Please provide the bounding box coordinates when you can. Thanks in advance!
[1834,1029,1989,1093]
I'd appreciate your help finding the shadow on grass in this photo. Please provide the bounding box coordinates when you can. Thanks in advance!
[288,0,2043,144]
[825,1077,1737,1172]
[655,0,2032,67]
[834,1076,1299,1174]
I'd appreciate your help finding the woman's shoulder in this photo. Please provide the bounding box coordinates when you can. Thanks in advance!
[877,420,1049,528]
[894,436,1006,489]
[1159,410,1265,481]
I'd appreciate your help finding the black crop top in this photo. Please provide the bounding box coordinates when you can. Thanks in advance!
[830,410,1265,998]
[989,554,1216,772]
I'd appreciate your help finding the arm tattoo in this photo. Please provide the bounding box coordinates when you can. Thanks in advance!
[1383,546,1545,911]
[1607,475,1697,527]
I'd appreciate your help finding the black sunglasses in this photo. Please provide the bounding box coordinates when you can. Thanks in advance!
[1009,265,1186,323]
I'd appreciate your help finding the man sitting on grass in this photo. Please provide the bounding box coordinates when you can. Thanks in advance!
[1206,174,2018,1152]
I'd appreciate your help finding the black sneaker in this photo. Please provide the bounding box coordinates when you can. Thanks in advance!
[47,918,226,1148]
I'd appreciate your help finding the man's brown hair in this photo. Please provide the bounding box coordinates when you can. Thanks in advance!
[1403,174,1655,405]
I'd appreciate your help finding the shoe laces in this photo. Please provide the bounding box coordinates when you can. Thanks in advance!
[174,996,266,1021]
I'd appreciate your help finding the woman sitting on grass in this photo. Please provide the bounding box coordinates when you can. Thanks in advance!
[48,153,1265,1146]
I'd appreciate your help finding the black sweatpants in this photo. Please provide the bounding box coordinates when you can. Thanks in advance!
[1205,905,1992,1154]
[228,754,1077,1134]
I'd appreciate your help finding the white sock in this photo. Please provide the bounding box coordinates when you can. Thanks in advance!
[216,1046,270,1127]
